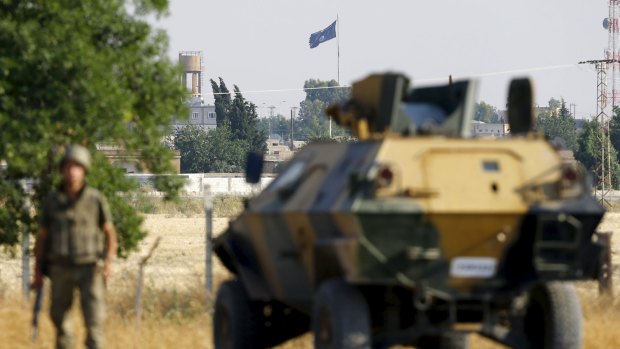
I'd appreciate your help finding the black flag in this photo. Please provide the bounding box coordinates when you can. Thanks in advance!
[309,20,337,49]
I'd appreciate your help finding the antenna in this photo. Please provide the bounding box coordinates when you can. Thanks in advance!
[607,1,620,107]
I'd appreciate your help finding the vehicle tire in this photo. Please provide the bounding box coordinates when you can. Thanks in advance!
[523,282,583,349]
[416,332,470,349]
[213,279,262,349]
[312,279,371,349]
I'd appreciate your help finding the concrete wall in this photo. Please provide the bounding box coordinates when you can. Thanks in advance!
[99,145,182,174]
[128,173,276,196]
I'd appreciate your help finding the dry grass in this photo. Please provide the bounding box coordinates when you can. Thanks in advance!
[2,283,620,349]
[580,291,620,348]
[131,195,244,218]
[0,284,211,349]
[2,209,620,348]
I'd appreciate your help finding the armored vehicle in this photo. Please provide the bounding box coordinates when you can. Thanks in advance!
[213,73,605,349]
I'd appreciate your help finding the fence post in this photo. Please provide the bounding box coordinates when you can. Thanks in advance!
[134,237,161,332]
[20,180,32,302]
[598,231,613,295]
[21,221,30,301]
[204,184,213,304]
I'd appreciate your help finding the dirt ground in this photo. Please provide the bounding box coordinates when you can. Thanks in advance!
[1,212,620,348]
[110,214,233,291]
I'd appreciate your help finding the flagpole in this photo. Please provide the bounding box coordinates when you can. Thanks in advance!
[331,15,340,139]
[337,15,340,85]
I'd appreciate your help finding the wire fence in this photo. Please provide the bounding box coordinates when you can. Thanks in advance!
[0,204,618,319]
[2,228,617,303]
[0,204,233,322]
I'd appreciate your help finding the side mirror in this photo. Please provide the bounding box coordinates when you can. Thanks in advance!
[245,152,264,184]
[507,78,534,135]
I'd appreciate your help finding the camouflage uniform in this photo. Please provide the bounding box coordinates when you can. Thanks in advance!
[40,186,113,349]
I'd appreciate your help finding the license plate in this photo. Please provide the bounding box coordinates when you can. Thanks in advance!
[450,257,497,278]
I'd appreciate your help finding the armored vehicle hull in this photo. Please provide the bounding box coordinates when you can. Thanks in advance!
[213,74,604,349]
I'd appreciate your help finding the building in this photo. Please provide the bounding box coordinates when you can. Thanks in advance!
[171,97,217,133]
[263,138,295,172]
[172,51,217,133]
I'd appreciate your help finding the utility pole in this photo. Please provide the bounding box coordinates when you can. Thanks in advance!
[290,107,297,151]
[268,105,276,137]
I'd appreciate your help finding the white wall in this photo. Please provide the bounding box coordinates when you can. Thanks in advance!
[128,173,275,196]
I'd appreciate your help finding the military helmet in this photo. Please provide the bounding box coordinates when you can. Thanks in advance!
[60,145,91,172]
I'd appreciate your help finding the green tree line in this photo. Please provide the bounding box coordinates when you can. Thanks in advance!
[535,98,620,188]
[176,82,620,193]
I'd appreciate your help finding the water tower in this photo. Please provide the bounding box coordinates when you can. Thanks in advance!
[179,51,204,97]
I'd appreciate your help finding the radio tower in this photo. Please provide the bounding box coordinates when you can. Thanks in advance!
[577,0,620,204]
[579,59,613,204]
[605,0,620,203]
[607,0,620,107]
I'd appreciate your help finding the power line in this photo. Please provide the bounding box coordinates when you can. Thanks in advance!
[210,63,580,95]
[211,85,349,95]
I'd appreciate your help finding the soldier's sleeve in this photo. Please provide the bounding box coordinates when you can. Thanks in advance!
[98,194,114,228]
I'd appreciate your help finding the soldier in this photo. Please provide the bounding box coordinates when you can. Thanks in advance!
[32,145,117,349]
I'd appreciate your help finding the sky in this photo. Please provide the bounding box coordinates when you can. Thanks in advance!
[156,0,611,120]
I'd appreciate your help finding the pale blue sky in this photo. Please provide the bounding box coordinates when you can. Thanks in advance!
[157,1,609,119]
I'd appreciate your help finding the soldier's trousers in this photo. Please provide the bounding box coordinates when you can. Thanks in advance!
[49,263,105,349]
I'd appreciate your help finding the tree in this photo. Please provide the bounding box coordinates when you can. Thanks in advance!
[303,79,350,103]
[203,125,248,173]
[609,106,620,162]
[296,79,351,140]
[575,119,620,189]
[535,98,578,152]
[209,78,267,154]
[474,101,502,123]
[211,78,232,126]
[0,1,187,254]
[548,97,562,111]
[172,125,248,173]
[173,125,208,173]
[229,86,267,154]
[257,114,290,141]
[297,99,331,139]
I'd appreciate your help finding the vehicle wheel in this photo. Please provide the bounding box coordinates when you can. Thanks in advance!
[416,332,470,349]
[213,279,262,349]
[312,279,371,349]
[523,282,582,349]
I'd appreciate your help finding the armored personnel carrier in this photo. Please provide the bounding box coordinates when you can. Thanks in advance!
[213,73,605,349]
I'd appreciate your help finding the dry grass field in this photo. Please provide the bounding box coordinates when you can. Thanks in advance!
[1,204,620,348]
